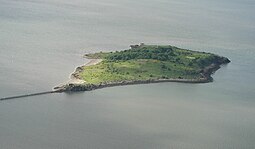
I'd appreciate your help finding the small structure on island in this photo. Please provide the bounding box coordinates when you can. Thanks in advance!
[130,43,145,49]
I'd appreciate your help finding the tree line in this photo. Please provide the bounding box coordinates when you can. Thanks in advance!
[106,46,176,61]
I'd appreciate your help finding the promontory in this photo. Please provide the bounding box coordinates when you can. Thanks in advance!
[54,43,230,92]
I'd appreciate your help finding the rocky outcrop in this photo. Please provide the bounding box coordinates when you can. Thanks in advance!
[54,72,211,93]
[54,78,208,92]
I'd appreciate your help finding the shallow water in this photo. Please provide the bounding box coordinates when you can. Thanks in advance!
[0,0,255,148]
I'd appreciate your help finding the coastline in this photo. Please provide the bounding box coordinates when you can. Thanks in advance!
[53,58,226,92]
[53,59,102,91]
[70,59,102,80]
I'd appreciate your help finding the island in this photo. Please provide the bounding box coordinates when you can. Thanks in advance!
[54,43,230,92]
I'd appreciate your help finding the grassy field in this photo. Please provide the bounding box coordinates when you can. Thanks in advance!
[79,45,229,85]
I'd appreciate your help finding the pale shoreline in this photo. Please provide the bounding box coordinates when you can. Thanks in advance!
[53,59,102,90]
[84,59,102,66]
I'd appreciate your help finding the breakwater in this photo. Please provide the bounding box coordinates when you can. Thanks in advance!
[1,59,230,99]
[0,91,58,101]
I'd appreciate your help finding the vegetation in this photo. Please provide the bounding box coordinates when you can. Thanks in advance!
[80,45,229,85]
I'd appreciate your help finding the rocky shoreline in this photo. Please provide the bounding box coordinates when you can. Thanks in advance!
[53,58,230,93]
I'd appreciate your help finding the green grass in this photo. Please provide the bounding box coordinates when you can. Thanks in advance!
[79,45,228,84]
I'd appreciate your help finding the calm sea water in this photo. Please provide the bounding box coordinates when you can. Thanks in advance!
[0,0,255,148]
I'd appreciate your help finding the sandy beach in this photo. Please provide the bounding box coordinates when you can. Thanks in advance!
[53,59,102,91]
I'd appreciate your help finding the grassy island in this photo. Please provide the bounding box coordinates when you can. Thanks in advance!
[54,44,230,92]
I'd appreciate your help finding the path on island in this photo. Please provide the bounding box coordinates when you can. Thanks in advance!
[84,59,102,66]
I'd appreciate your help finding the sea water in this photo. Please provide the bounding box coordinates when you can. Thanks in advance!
[0,0,255,148]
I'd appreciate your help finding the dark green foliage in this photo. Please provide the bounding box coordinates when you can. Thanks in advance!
[161,64,167,69]
[106,46,174,61]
